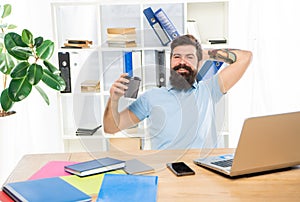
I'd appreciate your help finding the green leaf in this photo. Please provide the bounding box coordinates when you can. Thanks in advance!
[8,77,32,102]
[36,40,54,60]
[35,85,49,105]
[7,24,17,29]
[10,47,32,62]
[43,60,60,75]
[27,63,43,85]
[4,32,29,60]
[0,53,7,73]
[0,52,15,74]
[34,36,43,48]
[2,4,12,19]
[0,88,14,111]
[10,61,29,78]
[0,43,3,52]
[42,69,66,91]
[21,29,34,45]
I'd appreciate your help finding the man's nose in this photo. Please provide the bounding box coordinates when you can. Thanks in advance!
[179,58,186,64]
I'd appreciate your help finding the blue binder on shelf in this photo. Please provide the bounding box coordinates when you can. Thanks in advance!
[197,60,224,81]
[154,8,180,40]
[124,51,133,77]
[143,7,171,46]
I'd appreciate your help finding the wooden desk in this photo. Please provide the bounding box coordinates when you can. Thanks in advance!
[4,148,300,202]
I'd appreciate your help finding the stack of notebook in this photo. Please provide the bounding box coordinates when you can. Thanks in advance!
[106,27,137,48]
[1,157,157,202]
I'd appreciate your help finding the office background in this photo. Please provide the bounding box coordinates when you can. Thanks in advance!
[1,0,300,185]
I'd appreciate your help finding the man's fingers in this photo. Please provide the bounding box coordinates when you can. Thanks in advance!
[109,73,130,101]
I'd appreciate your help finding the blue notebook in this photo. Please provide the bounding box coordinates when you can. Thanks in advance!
[64,157,126,177]
[97,174,158,202]
[2,177,91,202]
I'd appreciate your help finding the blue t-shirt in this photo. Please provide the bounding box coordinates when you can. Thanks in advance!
[128,74,224,150]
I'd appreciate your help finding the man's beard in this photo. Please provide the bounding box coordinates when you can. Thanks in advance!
[169,64,197,90]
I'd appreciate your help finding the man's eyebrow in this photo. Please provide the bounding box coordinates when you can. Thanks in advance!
[172,53,195,56]
[172,53,181,55]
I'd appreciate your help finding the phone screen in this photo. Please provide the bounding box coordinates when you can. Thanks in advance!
[167,162,195,176]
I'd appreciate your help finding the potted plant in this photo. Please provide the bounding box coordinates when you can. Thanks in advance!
[0,4,66,117]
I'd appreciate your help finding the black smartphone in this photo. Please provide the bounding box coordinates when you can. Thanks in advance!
[166,162,195,176]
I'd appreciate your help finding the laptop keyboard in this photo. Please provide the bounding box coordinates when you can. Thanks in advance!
[211,159,233,167]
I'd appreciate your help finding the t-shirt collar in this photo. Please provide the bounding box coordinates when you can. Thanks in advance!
[167,80,197,91]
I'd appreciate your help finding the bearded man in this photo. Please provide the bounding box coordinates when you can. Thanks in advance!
[103,34,252,150]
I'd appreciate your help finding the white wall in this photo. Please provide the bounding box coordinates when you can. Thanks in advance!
[1,0,63,185]
[228,0,300,147]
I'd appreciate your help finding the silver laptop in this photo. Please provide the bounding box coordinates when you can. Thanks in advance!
[194,111,300,177]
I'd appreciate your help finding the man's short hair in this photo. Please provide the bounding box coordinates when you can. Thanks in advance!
[170,34,203,62]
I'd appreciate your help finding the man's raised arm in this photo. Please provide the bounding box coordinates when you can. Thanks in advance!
[203,48,252,93]
[103,74,140,134]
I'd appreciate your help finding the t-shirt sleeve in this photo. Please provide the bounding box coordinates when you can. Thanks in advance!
[204,74,224,103]
[128,92,150,121]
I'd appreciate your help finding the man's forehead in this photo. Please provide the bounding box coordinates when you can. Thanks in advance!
[172,45,197,55]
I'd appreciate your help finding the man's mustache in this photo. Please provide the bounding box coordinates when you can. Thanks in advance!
[173,64,193,74]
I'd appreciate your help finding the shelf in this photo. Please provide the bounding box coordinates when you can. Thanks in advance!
[63,134,105,140]
[60,92,103,97]
[202,43,229,49]
[52,0,230,152]
[58,47,98,52]
[103,129,146,139]
[99,46,170,52]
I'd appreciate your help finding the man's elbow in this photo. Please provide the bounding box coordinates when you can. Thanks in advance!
[103,126,111,134]
[237,50,253,69]
[103,125,120,134]
[244,50,253,64]
[103,124,120,134]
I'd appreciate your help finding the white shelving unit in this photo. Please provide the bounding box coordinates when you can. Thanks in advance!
[51,0,229,152]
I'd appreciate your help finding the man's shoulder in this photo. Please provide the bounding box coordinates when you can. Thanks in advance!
[143,86,169,95]
[196,74,219,88]
[137,87,171,103]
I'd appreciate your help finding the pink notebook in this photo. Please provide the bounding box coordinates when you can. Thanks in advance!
[28,161,78,180]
